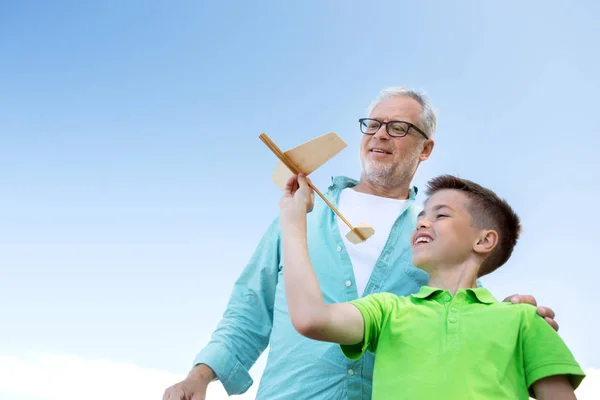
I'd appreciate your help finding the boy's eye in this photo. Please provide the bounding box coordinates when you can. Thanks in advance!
[437,214,448,219]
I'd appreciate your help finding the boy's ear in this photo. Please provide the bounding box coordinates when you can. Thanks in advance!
[473,229,498,255]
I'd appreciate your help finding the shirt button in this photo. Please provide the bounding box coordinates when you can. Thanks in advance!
[444,294,451,302]
[450,307,457,313]
[449,317,457,323]
[348,369,355,376]
[337,246,342,252]
[345,280,352,287]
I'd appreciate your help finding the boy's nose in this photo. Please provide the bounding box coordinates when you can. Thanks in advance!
[417,218,431,229]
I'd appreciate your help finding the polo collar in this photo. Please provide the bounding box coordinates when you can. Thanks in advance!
[412,285,443,299]
[466,288,498,304]
[411,286,499,304]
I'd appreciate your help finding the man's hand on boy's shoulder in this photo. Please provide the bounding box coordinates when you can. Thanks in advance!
[503,294,559,331]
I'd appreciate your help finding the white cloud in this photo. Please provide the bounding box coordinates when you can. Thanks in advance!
[574,368,600,400]
[0,351,257,400]
[0,351,595,400]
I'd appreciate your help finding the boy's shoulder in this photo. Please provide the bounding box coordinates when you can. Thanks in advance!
[508,302,551,327]
[485,299,539,316]
[350,292,416,316]
[354,291,412,306]
[354,289,542,319]
[475,297,546,333]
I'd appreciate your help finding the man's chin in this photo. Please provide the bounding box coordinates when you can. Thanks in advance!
[364,158,394,170]
[363,165,396,183]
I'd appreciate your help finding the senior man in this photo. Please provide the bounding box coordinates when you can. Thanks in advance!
[164,87,559,400]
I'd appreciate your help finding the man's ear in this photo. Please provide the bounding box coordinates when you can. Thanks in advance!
[419,139,434,162]
[473,229,498,255]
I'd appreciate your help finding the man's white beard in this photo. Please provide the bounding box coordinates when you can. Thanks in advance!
[360,149,421,189]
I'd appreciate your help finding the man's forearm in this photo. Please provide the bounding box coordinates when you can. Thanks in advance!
[189,363,216,383]
[280,214,328,333]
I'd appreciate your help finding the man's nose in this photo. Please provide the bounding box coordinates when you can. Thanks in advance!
[372,123,389,140]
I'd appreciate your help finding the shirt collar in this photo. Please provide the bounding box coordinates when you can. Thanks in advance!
[411,285,499,304]
[465,288,498,304]
[411,285,443,299]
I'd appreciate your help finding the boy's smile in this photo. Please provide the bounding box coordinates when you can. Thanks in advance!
[413,232,433,246]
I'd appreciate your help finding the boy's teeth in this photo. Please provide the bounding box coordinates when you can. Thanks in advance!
[416,236,432,244]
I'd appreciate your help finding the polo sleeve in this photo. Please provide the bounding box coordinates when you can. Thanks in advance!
[340,292,396,360]
[521,305,586,397]
[192,217,281,395]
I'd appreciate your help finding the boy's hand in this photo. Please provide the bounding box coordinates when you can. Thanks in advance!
[280,173,315,218]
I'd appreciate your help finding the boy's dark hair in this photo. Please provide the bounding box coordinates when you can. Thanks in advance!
[425,174,521,277]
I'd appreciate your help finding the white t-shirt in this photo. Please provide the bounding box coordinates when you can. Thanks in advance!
[336,187,407,297]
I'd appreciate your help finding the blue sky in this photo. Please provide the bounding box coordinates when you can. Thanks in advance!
[1,1,599,398]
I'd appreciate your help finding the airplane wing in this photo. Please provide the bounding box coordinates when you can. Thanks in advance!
[270,132,347,190]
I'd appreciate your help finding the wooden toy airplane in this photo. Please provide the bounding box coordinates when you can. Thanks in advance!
[259,132,375,244]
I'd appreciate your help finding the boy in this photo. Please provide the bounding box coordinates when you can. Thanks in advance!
[278,173,585,399]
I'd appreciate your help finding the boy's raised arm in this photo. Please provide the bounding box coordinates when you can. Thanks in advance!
[279,174,364,345]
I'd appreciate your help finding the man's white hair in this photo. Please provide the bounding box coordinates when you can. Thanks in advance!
[367,86,437,138]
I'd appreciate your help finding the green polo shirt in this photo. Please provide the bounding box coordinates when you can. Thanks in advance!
[340,286,585,399]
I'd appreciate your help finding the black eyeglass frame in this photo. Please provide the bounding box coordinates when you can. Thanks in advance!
[358,118,428,140]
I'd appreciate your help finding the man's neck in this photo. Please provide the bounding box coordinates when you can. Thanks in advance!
[353,177,411,199]
[426,260,480,295]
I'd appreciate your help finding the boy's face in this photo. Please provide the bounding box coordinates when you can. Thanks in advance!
[410,189,482,270]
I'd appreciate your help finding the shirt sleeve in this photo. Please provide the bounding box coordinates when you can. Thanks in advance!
[339,292,396,360]
[192,217,281,395]
[521,304,586,397]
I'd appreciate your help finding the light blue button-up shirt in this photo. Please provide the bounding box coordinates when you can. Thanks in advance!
[194,175,429,399]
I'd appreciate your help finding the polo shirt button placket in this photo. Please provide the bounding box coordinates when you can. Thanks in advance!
[447,298,459,347]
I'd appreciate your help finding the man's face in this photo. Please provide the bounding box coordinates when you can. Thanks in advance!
[410,190,480,270]
[359,95,433,188]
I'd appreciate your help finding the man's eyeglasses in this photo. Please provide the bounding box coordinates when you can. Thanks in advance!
[359,118,428,140]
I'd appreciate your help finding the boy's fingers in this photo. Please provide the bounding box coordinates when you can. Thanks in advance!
[285,174,297,186]
[284,174,300,195]
[297,173,307,186]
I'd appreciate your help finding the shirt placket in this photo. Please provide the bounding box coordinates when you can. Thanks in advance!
[445,293,460,349]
